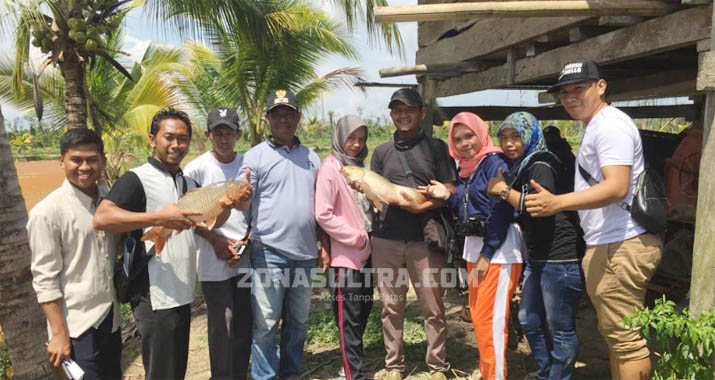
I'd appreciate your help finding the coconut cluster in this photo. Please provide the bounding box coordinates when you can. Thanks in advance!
[30,0,123,54]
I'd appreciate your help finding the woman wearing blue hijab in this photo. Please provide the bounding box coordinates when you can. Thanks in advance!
[487,112,586,380]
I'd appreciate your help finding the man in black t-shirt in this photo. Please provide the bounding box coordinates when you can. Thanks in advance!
[370,88,457,380]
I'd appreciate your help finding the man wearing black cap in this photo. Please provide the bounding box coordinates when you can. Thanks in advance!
[525,60,663,380]
[184,107,252,380]
[237,89,324,380]
[369,88,456,380]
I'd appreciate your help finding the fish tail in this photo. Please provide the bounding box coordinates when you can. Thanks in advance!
[141,227,168,254]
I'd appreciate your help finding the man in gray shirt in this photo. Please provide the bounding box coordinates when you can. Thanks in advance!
[237,89,325,380]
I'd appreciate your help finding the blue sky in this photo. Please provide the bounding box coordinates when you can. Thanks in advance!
[2,1,541,124]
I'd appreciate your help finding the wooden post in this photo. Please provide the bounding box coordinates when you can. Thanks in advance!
[420,79,437,137]
[689,0,715,317]
[375,1,681,23]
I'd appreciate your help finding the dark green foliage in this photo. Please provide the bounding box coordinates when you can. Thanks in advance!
[624,297,715,380]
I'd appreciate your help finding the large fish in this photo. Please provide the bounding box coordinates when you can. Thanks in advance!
[141,178,251,254]
[341,166,427,211]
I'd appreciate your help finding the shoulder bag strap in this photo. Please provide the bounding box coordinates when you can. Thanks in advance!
[578,163,631,211]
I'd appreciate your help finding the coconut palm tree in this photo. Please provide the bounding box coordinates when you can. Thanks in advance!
[5,0,138,132]
[0,105,54,380]
[168,0,364,145]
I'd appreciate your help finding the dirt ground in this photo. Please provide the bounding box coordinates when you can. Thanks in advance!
[119,285,612,380]
[15,159,64,211]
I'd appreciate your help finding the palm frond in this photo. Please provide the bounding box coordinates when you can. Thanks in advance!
[329,0,404,57]
[297,66,365,107]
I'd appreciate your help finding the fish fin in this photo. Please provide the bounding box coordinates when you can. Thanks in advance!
[206,217,218,230]
[141,227,168,255]
[372,199,385,212]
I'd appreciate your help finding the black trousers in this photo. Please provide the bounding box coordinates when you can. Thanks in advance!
[329,266,374,380]
[202,272,252,380]
[70,308,122,380]
[132,293,191,380]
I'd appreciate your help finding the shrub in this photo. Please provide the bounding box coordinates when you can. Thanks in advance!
[624,296,715,380]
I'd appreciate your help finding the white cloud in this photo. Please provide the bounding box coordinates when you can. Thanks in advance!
[122,33,152,64]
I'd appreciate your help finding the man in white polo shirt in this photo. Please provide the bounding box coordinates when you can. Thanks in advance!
[29,128,121,379]
[94,108,241,380]
[525,60,663,380]
[184,107,251,380]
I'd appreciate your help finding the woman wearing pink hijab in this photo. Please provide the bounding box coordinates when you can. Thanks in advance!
[420,112,524,380]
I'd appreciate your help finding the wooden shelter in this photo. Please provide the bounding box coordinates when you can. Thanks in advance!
[375,0,715,315]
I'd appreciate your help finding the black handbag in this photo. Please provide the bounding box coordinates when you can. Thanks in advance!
[114,233,154,304]
[395,140,454,257]
[578,163,668,234]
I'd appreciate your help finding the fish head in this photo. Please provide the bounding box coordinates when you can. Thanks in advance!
[224,178,251,199]
[341,165,365,184]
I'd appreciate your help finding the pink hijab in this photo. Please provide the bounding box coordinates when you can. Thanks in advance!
[447,112,502,178]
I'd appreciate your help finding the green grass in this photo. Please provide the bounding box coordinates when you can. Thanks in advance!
[0,341,12,380]
[305,288,427,349]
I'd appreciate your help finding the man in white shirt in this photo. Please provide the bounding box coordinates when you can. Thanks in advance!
[525,60,663,380]
[184,107,251,380]
[28,128,121,379]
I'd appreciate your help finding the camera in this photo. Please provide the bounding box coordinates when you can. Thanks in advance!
[454,217,486,237]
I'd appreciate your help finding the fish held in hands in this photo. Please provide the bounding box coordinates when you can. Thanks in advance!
[141,178,251,254]
[341,166,427,211]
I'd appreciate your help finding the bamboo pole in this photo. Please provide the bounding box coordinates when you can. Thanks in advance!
[379,62,490,78]
[375,1,681,23]
[354,82,418,88]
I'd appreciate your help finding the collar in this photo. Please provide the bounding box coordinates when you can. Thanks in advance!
[266,135,302,150]
[393,129,425,151]
[61,179,105,209]
[148,157,183,177]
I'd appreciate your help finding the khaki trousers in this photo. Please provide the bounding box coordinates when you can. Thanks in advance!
[371,237,449,372]
[582,233,663,361]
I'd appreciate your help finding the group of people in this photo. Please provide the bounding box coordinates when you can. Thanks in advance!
[28,58,663,380]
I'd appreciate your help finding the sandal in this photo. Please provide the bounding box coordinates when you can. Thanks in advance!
[337,367,377,380]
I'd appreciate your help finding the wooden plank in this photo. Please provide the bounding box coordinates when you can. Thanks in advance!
[597,15,645,26]
[375,1,681,23]
[435,5,712,97]
[417,16,589,65]
[434,104,697,122]
[419,19,477,48]
[689,0,715,318]
[697,51,715,90]
[417,0,464,47]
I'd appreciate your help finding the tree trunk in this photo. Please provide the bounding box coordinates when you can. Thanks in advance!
[59,51,87,130]
[0,105,55,379]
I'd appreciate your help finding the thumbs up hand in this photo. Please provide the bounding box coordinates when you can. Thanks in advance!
[524,179,560,217]
[487,168,507,196]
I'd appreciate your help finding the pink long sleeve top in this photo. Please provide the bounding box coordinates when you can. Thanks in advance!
[315,154,371,270]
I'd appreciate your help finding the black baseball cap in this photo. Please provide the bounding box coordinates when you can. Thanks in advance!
[388,87,424,109]
[547,60,603,93]
[266,89,299,112]
[207,107,240,131]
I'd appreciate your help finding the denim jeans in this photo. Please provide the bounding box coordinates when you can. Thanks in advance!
[250,242,317,380]
[518,260,585,380]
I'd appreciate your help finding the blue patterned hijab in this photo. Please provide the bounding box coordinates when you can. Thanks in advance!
[497,112,547,181]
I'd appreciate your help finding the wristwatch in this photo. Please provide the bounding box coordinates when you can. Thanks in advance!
[499,186,511,201]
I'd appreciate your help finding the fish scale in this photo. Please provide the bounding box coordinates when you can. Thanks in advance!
[141,178,250,253]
